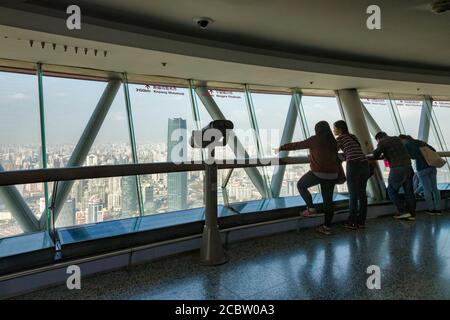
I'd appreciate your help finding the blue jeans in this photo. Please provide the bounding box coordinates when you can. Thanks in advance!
[387,166,416,216]
[417,167,441,211]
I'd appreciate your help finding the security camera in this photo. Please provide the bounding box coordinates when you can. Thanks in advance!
[194,17,214,29]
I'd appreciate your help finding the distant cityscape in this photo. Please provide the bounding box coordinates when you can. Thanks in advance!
[1,117,344,238]
[1,116,450,238]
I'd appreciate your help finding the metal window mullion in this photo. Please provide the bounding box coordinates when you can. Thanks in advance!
[37,63,51,231]
[244,84,272,198]
[387,93,405,135]
[188,80,205,162]
[425,96,448,151]
[293,89,309,139]
[123,73,144,216]
[424,96,450,175]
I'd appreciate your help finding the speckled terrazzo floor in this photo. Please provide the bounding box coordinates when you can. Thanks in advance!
[14,213,450,300]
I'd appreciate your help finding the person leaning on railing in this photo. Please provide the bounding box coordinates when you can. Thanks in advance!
[399,134,442,216]
[333,120,371,230]
[275,121,340,236]
[370,132,417,221]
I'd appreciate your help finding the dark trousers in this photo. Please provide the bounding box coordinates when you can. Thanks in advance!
[387,166,416,216]
[346,161,370,225]
[297,171,336,228]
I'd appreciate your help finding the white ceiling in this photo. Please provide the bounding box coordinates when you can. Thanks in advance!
[0,0,449,96]
[9,0,450,69]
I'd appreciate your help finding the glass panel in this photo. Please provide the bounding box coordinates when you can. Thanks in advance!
[43,76,139,227]
[437,159,450,184]
[0,183,46,238]
[128,84,203,214]
[0,70,41,171]
[394,99,423,138]
[195,89,265,203]
[432,100,450,151]
[0,70,45,238]
[55,176,138,227]
[251,92,294,157]
[250,92,312,196]
[301,96,342,137]
[361,98,397,137]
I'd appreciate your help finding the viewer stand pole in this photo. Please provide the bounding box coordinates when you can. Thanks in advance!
[199,147,229,265]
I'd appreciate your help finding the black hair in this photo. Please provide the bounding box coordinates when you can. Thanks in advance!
[315,121,337,151]
[333,120,349,134]
[375,132,388,140]
[399,134,414,141]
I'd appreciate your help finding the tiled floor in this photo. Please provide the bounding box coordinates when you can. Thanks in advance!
[15,213,450,300]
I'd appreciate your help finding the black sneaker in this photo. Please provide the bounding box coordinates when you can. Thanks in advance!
[434,210,443,216]
[357,224,366,229]
[343,222,357,230]
[426,210,436,216]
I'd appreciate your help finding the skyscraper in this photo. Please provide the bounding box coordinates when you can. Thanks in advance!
[121,176,138,215]
[57,198,76,227]
[167,118,188,211]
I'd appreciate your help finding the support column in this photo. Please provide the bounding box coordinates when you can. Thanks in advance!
[39,79,122,228]
[336,89,385,200]
[271,94,299,197]
[0,165,40,232]
[194,85,269,197]
[418,97,432,142]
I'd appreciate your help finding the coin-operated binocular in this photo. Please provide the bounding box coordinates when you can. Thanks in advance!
[190,120,234,159]
[190,120,233,266]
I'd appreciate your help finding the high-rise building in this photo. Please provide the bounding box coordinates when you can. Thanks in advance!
[57,198,76,227]
[88,196,103,223]
[121,176,138,214]
[167,118,188,211]
[143,185,155,212]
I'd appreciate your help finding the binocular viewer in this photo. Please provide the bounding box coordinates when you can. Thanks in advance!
[190,120,234,149]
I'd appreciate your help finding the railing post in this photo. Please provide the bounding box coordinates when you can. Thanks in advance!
[200,151,228,266]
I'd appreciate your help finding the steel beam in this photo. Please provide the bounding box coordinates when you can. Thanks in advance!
[38,79,122,228]
[244,84,272,198]
[361,103,383,136]
[270,94,299,197]
[194,85,269,197]
[0,165,39,232]
[337,89,386,200]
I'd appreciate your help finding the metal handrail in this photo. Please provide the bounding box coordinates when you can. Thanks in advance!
[0,152,448,187]
[0,156,310,186]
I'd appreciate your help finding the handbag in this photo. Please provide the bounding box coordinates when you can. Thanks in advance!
[419,146,447,168]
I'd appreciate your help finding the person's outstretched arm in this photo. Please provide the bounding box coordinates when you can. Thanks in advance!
[279,137,314,152]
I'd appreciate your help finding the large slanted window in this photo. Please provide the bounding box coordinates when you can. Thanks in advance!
[432,100,450,183]
[43,75,139,227]
[128,83,204,214]
[0,69,46,238]
[251,91,311,197]
[195,88,263,204]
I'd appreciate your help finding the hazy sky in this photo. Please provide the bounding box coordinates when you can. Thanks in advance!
[1,71,449,152]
